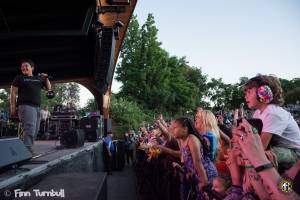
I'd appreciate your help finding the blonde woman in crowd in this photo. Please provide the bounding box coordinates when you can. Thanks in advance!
[195,109,231,177]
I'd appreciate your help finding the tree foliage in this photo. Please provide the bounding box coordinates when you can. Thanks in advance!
[280,78,300,104]
[110,96,153,132]
[116,14,208,115]
[77,98,97,116]
[285,87,300,105]
[41,82,80,111]
[205,78,245,111]
[79,95,153,133]
[0,88,10,113]
[0,83,80,115]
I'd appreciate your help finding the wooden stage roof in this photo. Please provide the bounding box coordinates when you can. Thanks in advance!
[0,0,137,115]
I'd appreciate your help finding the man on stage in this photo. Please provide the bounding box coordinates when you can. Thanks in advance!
[10,59,52,155]
[40,105,51,138]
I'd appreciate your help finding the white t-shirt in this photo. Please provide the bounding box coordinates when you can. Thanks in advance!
[40,109,51,121]
[253,104,300,154]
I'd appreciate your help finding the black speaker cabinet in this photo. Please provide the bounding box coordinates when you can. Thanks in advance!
[104,118,112,135]
[80,117,102,142]
[1,121,18,138]
[94,27,116,93]
[60,129,85,148]
[80,116,101,131]
[0,138,32,171]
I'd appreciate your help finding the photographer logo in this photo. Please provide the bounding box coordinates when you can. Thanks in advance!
[279,178,293,193]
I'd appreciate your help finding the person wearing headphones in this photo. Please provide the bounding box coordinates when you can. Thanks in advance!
[244,74,300,172]
[10,59,51,155]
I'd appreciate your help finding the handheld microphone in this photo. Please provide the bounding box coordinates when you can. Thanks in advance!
[38,73,53,79]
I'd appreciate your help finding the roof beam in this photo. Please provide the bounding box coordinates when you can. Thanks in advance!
[0,30,88,39]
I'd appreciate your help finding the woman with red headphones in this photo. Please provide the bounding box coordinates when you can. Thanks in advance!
[244,74,300,173]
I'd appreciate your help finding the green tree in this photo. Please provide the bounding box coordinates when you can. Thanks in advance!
[185,64,208,106]
[109,96,153,133]
[279,78,300,104]
[227,83,245,109]
[117,13,171,110]
[280,78,294,94]
[206,78,244,111]
[116,14,208,115]
[206,78,226,109]
[239,76,249,85]
[116,15,142,101]
[41,82,80,111]
[0,88,10,113]
[84,98,97,112]
[78,95,154,135]
[165,56,201,115]
[285,87,300,105]
[77,98,97,116]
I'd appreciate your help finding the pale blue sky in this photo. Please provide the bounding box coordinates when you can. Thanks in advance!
[81,0,300,106]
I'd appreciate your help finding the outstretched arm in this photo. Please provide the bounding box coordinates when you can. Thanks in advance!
[158,145,181,158]
[157,120,172,141]
[10,86,18,117]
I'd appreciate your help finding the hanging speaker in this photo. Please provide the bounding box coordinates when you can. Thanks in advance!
[106,0,130,5]
[104,118,112,135]
[94,27,115,94]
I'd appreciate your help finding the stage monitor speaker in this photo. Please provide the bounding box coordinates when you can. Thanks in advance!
[0,138,32,171]
[94,27,116,93]
[85,129,101,142]
[60,129,85,148]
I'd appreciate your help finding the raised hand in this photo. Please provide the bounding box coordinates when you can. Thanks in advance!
[236,119,269,167]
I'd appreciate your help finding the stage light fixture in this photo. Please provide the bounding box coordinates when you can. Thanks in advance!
[113,28,119,40]
[114,20,124,28]
[113,20,124,40]
[92,20,104,32]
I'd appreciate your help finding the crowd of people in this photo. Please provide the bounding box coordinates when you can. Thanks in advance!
[124,74,300,200]
[2,58,300,199]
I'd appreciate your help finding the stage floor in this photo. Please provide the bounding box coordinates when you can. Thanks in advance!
[0,139,137,200]
[0,140,96,182]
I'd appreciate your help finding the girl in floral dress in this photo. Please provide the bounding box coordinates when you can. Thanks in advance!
[172,117,218,200]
